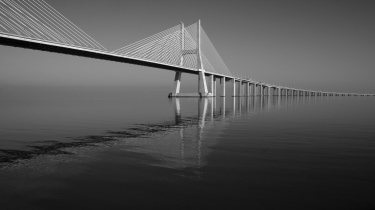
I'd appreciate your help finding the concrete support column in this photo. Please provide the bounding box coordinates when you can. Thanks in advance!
[278,88,281,97]
[268,87,271,96]
[238,81,242,97]
[207,74,214,96]
[221,76,226,97]
[232,78,236,97]
[198,71,208,94]
[246,82,250,97]
[213,77,217,97]
[173,71,182,95]
[260,85,264,96]
[251,84,256,96]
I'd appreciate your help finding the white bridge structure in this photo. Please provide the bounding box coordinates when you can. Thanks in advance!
[0,0,373,97]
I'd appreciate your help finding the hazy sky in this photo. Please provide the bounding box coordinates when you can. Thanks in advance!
[0,0,374,93]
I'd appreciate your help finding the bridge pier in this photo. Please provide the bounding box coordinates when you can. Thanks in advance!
[198,71,213,97]
[246,82,250,97]
[221,76,226,97]
[213,76,217,96]
[268,87,271,96]
[172,71,182,95]
[207,74,214,97]
[232,78,236,97]
[169,71,213,97]
[251,83,256,96]
[237,80,242,97]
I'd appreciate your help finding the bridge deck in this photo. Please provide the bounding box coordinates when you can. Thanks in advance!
[0,35,205,76]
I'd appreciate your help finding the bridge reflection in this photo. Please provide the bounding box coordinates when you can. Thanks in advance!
[120,95,323,175]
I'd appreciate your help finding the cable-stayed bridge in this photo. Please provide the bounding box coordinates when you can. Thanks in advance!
[0,0,372,97]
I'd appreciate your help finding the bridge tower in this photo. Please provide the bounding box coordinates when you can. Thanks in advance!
[197,20,210,96]
[169,20,213,97]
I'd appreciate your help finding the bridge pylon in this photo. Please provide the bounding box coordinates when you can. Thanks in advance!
[169,20,213,98]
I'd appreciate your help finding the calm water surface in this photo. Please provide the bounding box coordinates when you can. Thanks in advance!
[0,86,375,209]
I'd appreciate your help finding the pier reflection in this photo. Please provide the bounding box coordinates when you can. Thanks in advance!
[121,95,316,176]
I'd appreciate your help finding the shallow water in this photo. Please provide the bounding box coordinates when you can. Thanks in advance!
[0,86,375,209]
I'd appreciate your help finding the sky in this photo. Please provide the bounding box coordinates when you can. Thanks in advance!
[0,0,374,93]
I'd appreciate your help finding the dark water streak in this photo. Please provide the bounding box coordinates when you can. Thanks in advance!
[0,117,199,167]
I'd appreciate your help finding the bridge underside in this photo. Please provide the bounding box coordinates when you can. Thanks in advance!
[0,36,199,76]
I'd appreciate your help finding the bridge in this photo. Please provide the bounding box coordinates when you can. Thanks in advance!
[0,0,373,97]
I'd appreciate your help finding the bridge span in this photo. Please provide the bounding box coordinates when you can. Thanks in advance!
[0,0,372,97]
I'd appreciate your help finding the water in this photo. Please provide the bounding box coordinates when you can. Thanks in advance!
[0,86,375,209]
